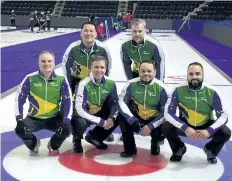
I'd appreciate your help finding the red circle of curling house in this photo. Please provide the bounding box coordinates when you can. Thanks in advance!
[59,144,168,176]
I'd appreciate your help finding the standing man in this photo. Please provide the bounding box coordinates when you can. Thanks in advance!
[46,11,52,31]
[38,11,46,32]
[62,22,111,94]
[62,22,114,142]
[117,13,123,30]
[97,22,105,41]
[10,10,16,26]
[121,18,165,81]
[163,62,231,164]
[29,10,35,33]
[29,10,38,33]
[15,51,72,156]
[123,13,129,29]
[89,14,96,25]
[118,61,168,157]
[72,56,119,153]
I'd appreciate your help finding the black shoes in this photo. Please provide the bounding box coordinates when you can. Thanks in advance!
[120,143,160,157]
[170,145,217,164]
[85,133,108,149]
[170,146,187,162]
[105,133,114,142]
[72,139,83,153]
[151,143,160,155]
[120,149,137,158]
[204,146,217,164]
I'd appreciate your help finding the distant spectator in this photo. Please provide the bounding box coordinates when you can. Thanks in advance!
[97,22,105,41]
[117,13,123,30]
[89,14,96,25]
[124,12,133,29]
[10,10,16,26]
[123,13,129,29]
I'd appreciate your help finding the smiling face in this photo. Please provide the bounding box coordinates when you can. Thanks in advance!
[187,64,204,90]
[139,62,156,82]
[91,60,106,82]
[39,52,55,75]
[81,24,97,45]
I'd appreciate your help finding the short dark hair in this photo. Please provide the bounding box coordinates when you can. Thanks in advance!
[188,62,204,71]
[139,61,156,70]
[81,22,97,31]
[92,56,107,66]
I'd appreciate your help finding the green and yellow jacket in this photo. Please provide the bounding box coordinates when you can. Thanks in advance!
[15,71,72,122]
[121,35,165,81]
[74,73,118,126]
[165,82,228,135]
[118,77,168,130]
[62,40,111,83]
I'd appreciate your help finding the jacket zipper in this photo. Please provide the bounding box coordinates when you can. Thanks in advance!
[138,46,142,63]
[144,85,147,120]
[87,47,94,69]
[87,53,89,69]
[98,85,101,106]
[194,91,197,126]
[44,80,48,118]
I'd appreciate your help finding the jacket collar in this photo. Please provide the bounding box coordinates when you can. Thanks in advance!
[139,77,157,86]
[79,40,99,52]
[38,71,57,80]
[89,72,106,85]
[130,35,146,47]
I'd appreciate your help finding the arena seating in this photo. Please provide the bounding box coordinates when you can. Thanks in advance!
[61,1,118,17]
[1,1,55,16]
[133,1,201,19]
[127,1,136,14]
[1,0,232,21]
[192,1,232,21]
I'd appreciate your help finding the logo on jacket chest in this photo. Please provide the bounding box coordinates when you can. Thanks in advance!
[185,96,207,102]
[48,82,59,86]
[102,89,109,94]
[131,50,137,54]
[148,91,156,97]
[142,51,150,55]
[135,91,156,97]
[91,89,109,95]
[33,83,42,87]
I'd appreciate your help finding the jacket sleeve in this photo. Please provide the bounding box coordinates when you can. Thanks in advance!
[102,45,112,76]
[118,81,137,125]
[206,90,228,135]
[153,44,165,82]
[74,82,105,127]
[147,87,168,130]
[108,83,119,121]
[62,44,75,85]
[61,77,73,123]
[120,44,133,80]
[15,76,30,120]
[164,88,189,132]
